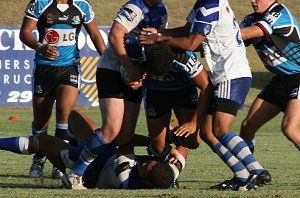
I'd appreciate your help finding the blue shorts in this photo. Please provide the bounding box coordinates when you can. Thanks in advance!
[210,77,251,115]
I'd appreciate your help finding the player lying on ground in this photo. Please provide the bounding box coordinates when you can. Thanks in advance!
[0,110,186,189]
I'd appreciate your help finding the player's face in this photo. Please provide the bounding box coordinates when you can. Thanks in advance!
[138,160,159,188]
[250,0,276,13]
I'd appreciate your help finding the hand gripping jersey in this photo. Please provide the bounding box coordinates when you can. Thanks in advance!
[186,0,252,84]
[125,38,203,90]
[98,0,168,71]
[24,0,95,66]
[240,3,300,76]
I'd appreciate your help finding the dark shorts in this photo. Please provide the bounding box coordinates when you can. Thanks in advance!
[209,77,252,116]
[144,86,198,119]
[258,74,300,111]
[32,64,79,97]
[96,68,143,104]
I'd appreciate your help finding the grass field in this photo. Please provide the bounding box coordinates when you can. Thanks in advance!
[0,108,300,197]
[0,0,300,197]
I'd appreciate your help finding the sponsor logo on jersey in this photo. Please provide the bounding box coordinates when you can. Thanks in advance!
[45,30,60,44]
[47,13,54,24]
[120,8,137,22]
[43,29,76,46]
[265,11,281,25]
[59,15,69,21]
[289,88,299,98]
[34,85,43,94]
[72,16,81,25]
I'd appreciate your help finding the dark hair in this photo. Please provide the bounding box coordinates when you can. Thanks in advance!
[148,162,175,189]
[144,43,176,76]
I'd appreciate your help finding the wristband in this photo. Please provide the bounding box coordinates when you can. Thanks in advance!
[34,42,43,52]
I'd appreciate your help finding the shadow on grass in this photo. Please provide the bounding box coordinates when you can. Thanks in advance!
[0,174,61,189]
[251,72,274,90]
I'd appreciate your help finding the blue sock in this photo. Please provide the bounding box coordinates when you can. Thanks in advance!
[245,139,256,153]
[55,123,68,141]
[32,122,48,159]
[72,132,108,176]
[0,136,30,154]
[69,144,85,162]
[212,142,249,181]
[221,132,263,175]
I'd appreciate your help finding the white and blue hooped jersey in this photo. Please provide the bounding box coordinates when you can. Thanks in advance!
[94,153,185,189]
[186,0,251,84]
[98,0,168,71]
[240,3,300,76]
[24,0,95,66]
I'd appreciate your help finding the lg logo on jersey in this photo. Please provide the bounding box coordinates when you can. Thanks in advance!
[44,30,75,45]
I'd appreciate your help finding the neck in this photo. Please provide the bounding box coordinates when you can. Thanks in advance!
[56,0,69,4]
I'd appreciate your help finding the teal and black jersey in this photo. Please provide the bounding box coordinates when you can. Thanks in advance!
[24,0,94,66]
[240,3,300,75]
[125,38,203,90]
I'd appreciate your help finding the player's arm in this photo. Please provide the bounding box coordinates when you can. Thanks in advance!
[241,25,264,40]
[84,19,106,56]
[19,17,59,60]
[174,68,213,138]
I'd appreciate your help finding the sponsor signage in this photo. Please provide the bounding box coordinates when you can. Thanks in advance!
[0,26,110,106]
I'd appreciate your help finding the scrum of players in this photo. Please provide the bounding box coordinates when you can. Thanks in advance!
[1,0,300,192]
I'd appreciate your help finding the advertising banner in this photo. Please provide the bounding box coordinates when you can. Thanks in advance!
[0,26,110,106]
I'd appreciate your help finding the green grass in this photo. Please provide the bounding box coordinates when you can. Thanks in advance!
[1,0,300,197]
[0,107,300,197]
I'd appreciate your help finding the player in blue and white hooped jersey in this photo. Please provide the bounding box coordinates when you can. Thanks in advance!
[139,0,271,191]
[0,110,185,189]
[63,0,169,189]
[20,0,106,179]
[239,0,300,155]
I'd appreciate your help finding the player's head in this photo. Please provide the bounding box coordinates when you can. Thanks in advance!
[144,43,176,76]
[138,160,175,189]
[250,0,277,13]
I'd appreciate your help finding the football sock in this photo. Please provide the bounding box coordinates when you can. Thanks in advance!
[221,132,264,175]
[244,139,256,154]
[32,123,48,160]
[67,127,78,147]
[0,136,30,154]
[55,123,68,141]
[72,132,108,176]
[212,142,249,181]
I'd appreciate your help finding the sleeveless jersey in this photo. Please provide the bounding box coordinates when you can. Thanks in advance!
[240,3,300,75]
[98,0,168,71]
[24,0,95,66]
[186,0,252,84]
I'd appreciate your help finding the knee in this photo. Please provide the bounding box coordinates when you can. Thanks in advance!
[281,124,297,143]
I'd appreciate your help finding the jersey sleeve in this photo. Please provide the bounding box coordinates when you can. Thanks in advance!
[24,0,42,21]
[169,154,185,180]
[188,2,220,35]
[174,51,203,78]
[256,4,292,36]
[114,3,143,33]
[74,0,95,24]
[114,154,137,188]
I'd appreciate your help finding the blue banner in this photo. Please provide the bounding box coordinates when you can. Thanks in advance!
[0,26,111,106]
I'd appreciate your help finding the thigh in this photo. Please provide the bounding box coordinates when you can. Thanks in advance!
[244,97,281,128]
[116,101,141,145]
[68,110,100,144]
[282,99,300,132]
[55,84,79,123]
[99,98,125,141]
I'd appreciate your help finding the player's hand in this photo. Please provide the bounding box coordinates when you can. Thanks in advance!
[36,44,59,60]
[126,66,145,82]
[128,79,144,90]
[168,147,180,164]
[174,122,196,138]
